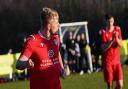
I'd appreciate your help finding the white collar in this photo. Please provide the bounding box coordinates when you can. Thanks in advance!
[38,30,50,40]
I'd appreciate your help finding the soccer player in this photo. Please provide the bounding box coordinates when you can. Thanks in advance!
[16,7,65,89]
[99,15,123,89]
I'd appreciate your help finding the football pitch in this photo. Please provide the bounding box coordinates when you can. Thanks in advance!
[0,66,128,89]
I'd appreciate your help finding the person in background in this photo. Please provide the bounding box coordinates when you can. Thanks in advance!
[99,14,123,89]
[79,33,90,75]
[90,38,102,72]
[16,7,65,89]
[7,48,13,54]
[75,34,81,72]
[65,31,76,73]
[60,43,70,76]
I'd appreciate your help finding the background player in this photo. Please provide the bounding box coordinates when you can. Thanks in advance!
[99,14,123,89]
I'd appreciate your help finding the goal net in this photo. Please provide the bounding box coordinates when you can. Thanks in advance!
[59,21,93,72]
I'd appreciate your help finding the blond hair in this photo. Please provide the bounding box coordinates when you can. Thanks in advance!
[40,7,58,27]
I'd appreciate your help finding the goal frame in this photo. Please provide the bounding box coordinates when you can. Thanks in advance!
[59,21,93,72]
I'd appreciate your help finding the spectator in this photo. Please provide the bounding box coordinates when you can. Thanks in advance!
[75,34,81,72]
[65,31,76,73]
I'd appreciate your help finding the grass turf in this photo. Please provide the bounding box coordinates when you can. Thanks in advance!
[0,65,128,89]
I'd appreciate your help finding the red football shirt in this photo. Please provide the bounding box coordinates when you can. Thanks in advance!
[21,31,61,89]
[100,26,122,65]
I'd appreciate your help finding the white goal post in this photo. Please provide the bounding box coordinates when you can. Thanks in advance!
[59,21,93,72]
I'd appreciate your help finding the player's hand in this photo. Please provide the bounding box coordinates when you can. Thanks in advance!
[115,32,119,41]
[28,59,34,69]
[60,68,66,79]
[111,32,116,41]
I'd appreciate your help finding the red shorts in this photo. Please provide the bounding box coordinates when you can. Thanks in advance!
[103,63,123,84]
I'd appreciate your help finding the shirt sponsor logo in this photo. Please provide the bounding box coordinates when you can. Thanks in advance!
[40,58,59,67]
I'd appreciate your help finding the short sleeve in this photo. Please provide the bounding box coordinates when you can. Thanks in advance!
[117,26,122,40]
[21,37,33,58]
[99,29,107,43]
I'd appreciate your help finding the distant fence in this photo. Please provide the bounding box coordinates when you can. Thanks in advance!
[0,53,24,78]
[0,40,128,77]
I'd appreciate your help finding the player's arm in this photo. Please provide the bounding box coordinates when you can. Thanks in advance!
[99,29,115,52]
[16,55,34,70]
[58,51,67,78]
[115,29,122,47]
[101,32,115,52]
[115,36,122,47]
[16,35,34,70]
[55,35,66,77]
[101,40,114,52]
[58,51,64,69]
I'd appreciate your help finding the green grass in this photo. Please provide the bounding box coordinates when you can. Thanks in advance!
[0,66,128,89]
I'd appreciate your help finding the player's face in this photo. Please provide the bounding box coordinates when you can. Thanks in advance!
[81,33,85,40]
[68,31,73,39]
[106,17,114,27]
[76,34,80,42]
[49,16,60,34]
